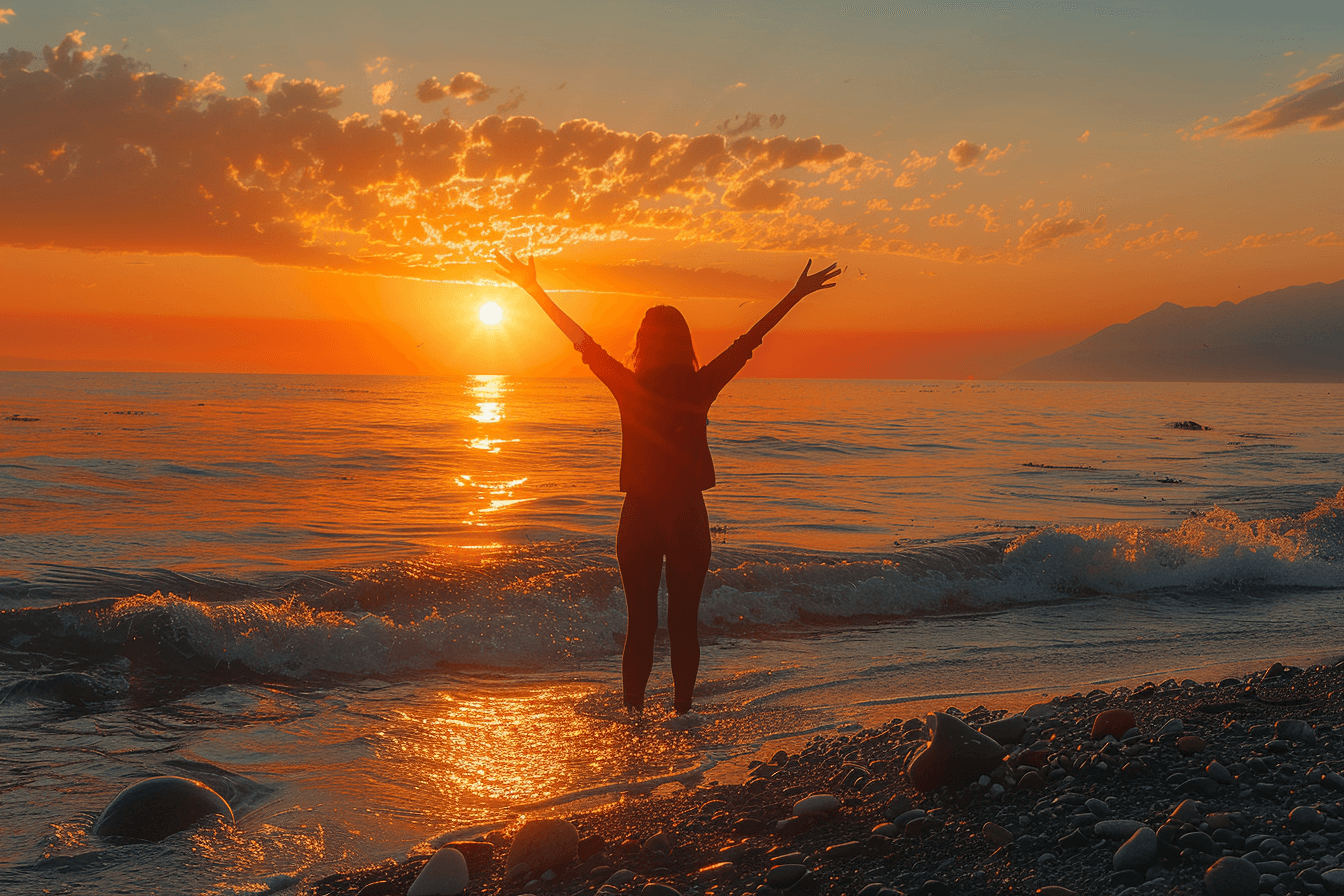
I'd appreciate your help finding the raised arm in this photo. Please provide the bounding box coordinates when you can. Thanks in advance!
[493,251,589,347]
[745,260,842,344]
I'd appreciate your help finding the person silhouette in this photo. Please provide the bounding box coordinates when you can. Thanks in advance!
[493,251,840,714]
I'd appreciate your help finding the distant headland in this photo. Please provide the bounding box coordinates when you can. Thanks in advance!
[1004,279,1344,382]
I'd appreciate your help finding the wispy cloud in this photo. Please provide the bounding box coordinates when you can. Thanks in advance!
[0,8,15,25]
[1017,200,1107,252]
[1191,63,1344,139]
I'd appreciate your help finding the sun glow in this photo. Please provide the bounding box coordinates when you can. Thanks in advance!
[478,301,504,326]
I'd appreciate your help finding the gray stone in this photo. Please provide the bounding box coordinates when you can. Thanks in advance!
[639,885,682,896]
[978,715,1029,745]
[605,869,636,886]
[792,794,840,816]
[1155,718,1184,737]
[1206,761,1234,785]
[766,864,808,889]
[1085,798,1110,817]
[891,809,925,828]
[1096,819,1148,840]
[1113,827,1158,871]
[93,776,233,842]
[1276,719,1316,744]
[1290,806,1325,831]
[1320,868,1344,892]
[408,848,469,896]
[1204,856,1259,896]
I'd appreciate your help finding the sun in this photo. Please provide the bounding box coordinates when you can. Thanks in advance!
[478,301,504,326]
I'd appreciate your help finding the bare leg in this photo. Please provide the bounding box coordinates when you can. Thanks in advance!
[665,493,711,714]
[616,495,663,711]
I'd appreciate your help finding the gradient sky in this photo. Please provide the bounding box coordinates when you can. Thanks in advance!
[2,1,1341,377]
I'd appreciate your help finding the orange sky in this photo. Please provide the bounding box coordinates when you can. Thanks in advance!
[1,4,1341,376]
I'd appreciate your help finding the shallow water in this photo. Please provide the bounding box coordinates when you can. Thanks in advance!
[1,373,1342,894]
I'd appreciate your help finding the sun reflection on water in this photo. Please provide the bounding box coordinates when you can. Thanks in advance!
[456,375,532,527]
[384,686,690,811]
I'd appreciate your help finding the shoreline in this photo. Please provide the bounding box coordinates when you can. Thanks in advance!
[302,657,1344,896]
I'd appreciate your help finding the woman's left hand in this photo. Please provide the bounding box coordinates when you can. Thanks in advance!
[789,260,842,299]
[493,250,538,291]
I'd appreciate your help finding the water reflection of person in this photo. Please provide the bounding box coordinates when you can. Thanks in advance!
[493,251,840,715]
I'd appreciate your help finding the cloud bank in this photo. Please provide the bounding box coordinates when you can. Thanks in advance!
[1197,67,1344,138]
[1,33,889,275]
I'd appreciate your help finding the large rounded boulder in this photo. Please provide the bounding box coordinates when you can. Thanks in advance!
[93,776,234,842]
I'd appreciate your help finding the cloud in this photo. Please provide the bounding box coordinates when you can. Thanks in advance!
[929,212,963,227]
[416,71,498,105]
[1017,201,1107,252]
[1203,228,1315,254]
[0,9,15,25]
[1077,130,1090,143]
[718,112,786,138]
[495,87,525,115]
[947,139,983,170]
[865,198,891,213]
[1309,231,1344,246]
[371,80,395,106]
[894,149,938,187]
[1122,227,1198,252]
[900,196,932,211]
[364,56,391,76]
[1197,66,1344,138]
[967,203,1000,232]
[0,35,886,272]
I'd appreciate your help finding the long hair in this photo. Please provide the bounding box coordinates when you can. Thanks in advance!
[630,305,698,376]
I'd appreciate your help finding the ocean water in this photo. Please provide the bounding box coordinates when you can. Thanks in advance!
[1,372,1342,895]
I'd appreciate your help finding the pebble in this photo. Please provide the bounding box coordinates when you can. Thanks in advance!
[1276,719,1316,743]
[1169,799,1203,823]
[506,819,580,875]
[1206,760,1234,785]
[978,715,1028,745]
[639,885,681,896]
[697,861,735,880]
[823,841,862,859]
[1113,827,1158,871]
[1155,718,1185,737]
[982,821,1013,846]
[1091,709,1136,739]
[792,794,840,816]
[605,869,636,887]
[1176,735,1206,754]
[1036,888,1078,896]
[407,847,468,896]
[1084,798,1110,817]
[1290,806,1325,831]
[1204,855,1260,896]
[765,864,808,889]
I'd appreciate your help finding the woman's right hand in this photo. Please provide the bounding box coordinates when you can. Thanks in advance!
[492,250,538,291]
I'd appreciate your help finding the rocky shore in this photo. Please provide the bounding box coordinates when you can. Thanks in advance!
[304,659,1344,896]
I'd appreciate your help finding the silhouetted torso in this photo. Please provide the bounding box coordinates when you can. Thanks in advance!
[578,334,760,497]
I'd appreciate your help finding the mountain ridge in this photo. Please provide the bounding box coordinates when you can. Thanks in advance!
[1003,278,1344,382]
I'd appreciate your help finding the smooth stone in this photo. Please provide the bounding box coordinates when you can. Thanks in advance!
[355,882,400,896]
[1290,806,1325,831]
[792,794,840,816]
[824,841,862,859]
[1024,702,1057,719]
[642,832,671,855]
[978,715,1028,745]
[506,819,580,875]
[1178,777,1221,797]
[1017,770,1046,790]
[1276,719,1316,744]
[766,863,808,889]
[1204,856,1259,896]
[1155,718,1184,737]
[1037,889,1078,896]
[1091,709,1136,740]
[1177,735,1207,754]
[1206,761,1234,786]
[906,712,1007,792]
[1113,827,1158,871]
[1085,798,1110,817]
[698,861,735,879]
[982,822,1013,846]
[606,869,637,886]
[639,885,682,896]
[1179,831,1218,854]
[407,847,469,896]
[93,776,234,842]
[1321,868,1344,888]
[1169,799,1204,823]
[1095,819,1148,840]
[891,809,925,828]
[770,852,807,866]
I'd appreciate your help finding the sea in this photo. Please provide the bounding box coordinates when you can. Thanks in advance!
[1,372,1341,895]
